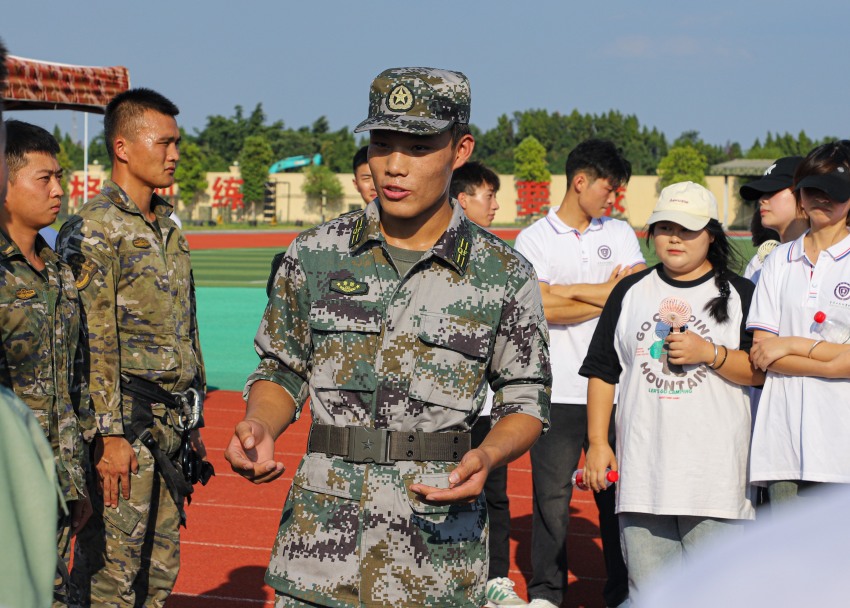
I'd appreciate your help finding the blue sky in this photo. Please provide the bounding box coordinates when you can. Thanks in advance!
[3,1,847,156]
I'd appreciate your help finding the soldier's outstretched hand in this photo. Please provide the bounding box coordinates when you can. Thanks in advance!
[225,419,285,483]
[94,435,139,508]
[408,448,490,504]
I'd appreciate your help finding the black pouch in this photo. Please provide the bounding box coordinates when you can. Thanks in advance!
[180,432,215,487]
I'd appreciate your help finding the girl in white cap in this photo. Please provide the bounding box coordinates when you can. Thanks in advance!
[748,141,850,506]
[579,181,764,604]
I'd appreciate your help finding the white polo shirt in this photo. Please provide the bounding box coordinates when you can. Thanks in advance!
[515,208,645,404]
[747,231,850,483]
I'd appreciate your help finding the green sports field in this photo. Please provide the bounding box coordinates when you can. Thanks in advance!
[194,238,759,391]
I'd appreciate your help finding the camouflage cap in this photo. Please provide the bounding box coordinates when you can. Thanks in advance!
[354,67,471,135]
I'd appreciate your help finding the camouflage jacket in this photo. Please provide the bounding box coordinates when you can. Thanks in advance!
[57,180,205,436]
[248,201,551,607]
[0,232,93,501]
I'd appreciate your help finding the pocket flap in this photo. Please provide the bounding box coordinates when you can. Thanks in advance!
[419,313,492,360]
[309,301,381,334]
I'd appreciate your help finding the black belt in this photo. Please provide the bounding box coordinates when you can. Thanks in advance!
[120,373,190,412]
[308,424,470,464]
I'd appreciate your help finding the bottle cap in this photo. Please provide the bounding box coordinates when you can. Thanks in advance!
[606,470,619,483]
[814,311,827,324]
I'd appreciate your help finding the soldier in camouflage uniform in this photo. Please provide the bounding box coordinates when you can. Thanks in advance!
[56,88,206,608]
[1,120,95,606]
[225,67,552,608]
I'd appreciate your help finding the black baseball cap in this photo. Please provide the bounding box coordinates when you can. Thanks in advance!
[739,156,803,200]
[795,166,850,202]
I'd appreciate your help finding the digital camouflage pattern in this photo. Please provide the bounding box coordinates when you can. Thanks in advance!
[249,201,551,607]
[56,180,204,607]
[354,67,471,135]
[0,231,93,503]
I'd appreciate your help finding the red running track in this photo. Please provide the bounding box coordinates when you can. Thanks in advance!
[167,390,608,608]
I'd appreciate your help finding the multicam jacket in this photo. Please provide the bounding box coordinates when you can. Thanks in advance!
[248,201,551,607]
[56,180,205,437]
[0,232,93,501]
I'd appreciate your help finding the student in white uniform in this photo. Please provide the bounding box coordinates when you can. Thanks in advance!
[748,141,850,505]
[740,156,807,283]
[515,139,644,608]
[581,182,764,605]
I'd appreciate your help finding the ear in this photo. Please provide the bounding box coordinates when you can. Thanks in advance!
[113,135,130,163]
[457,191,468,210]
[451,134,475,170]
[572,172,588,193]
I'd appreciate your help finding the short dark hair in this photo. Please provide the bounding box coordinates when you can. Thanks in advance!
[0,38,8,119]
[352,145,369,173]
[450,161,500,199]
[4,120,60,180]
[104,87,179,159]
[451,122,472,146]
[565,139,631,189]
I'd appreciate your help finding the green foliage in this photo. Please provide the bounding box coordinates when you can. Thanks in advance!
[656,146,708,189]
[514,136,551,182]
[302,164,344,220]
[174,140,209,209]
[87,132,111,170]
[238,136,276,206]
[745,130,835,159]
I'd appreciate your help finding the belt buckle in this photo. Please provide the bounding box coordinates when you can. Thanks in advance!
[344,426,392,465]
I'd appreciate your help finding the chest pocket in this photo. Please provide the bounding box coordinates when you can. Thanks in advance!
[409,312,492,410]
[309,302,381,391]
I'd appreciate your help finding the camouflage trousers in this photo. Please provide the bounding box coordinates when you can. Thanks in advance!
[70,422,182,608]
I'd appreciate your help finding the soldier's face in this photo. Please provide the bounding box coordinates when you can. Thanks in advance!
[459,182,499,227]
[4,152,64,231]
[368,129,473,223]
[118,110,180,190]
[352,162,376,204]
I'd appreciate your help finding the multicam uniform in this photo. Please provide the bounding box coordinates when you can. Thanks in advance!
[249,201,551,608]
[57,180,205,608]
[0,231,93,601]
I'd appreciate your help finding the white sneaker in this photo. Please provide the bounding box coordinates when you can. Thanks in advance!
[485,577,528,607]
[526,599,559,608]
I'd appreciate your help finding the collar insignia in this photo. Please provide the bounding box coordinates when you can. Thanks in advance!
[452,236,471,272]
[388,84,414,111]
[330,278,369,296]
[133,237,152,249]
[349,216,366,248]
[15,288,37,300]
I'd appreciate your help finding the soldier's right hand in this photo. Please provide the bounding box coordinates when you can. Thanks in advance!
[94,435,139,508]
[224,419,285,484]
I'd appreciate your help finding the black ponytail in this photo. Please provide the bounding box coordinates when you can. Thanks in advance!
[703,219,744,323]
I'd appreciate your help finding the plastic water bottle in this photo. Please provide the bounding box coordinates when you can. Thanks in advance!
[571,468,619,491]
[813,311,850,344]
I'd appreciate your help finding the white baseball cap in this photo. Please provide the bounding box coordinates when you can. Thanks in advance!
[647,181,719,231]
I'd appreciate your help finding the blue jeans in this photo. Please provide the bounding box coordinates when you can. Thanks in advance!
[619,512,744,606]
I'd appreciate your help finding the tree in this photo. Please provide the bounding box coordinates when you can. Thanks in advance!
[302,164,344,221]
[238,135,275,220]
[513,136,551,182]
[174,140,209,217]
[656,146,708,189]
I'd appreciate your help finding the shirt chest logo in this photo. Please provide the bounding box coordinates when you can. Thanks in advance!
[15,288,36,300]
[331,278,369,295]
[598,245,612,260]
[133,237,152,249]
[835,282,850,300]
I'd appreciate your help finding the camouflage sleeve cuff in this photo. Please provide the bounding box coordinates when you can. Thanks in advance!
[243,360,309,420]
[95,411,125,436]
[490,384,551,433]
